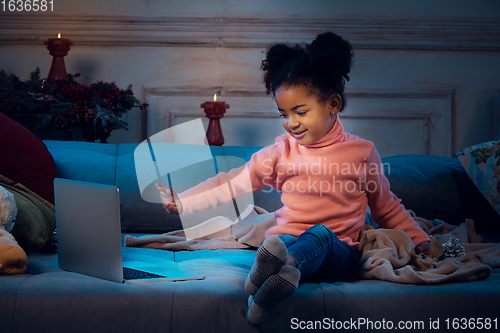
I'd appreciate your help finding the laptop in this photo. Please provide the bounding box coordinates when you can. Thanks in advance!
[54,178,205,283]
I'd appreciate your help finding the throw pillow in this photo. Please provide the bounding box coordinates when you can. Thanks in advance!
[1,182,55,252]
[455,140,500,216]
[0,112,58,204]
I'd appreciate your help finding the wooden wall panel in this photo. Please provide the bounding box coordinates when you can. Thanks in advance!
[144,88,454,157]
[1,14,499,51]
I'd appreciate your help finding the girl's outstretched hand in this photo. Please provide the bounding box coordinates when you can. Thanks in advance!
[155,183,182,215]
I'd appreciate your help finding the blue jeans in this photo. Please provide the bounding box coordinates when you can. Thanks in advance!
[279,224,360,283]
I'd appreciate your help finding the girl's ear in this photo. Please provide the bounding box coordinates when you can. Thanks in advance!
[329,94,342,113]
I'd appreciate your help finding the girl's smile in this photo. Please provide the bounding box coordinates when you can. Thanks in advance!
[275,85,341,146]
[291,129,307,139]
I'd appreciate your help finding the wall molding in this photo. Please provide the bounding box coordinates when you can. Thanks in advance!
[1,14,499,50]
[167,111,433,155]
[143,86,455,156]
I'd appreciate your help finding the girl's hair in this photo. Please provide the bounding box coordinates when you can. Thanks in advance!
[261,32,354,112]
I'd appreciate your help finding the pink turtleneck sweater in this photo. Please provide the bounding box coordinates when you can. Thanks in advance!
[178,119,429,248]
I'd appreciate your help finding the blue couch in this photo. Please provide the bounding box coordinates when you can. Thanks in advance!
[2,140,499,333]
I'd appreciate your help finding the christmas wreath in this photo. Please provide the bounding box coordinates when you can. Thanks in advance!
[0,68,148,140]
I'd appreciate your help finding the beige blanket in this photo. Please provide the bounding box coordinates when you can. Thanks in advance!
[125,206,500,284]
[124,205,277,251]
[355,212,500,284]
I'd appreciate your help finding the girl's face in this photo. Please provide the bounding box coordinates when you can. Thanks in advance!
[275,85,341,146]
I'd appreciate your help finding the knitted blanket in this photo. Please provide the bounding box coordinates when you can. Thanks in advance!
[354,212,500,284]
[125,207,500,284]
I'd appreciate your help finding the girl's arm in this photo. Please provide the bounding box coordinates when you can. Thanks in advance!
[177,163,253,215]
[165,143,282,216]
[365,146,430,247]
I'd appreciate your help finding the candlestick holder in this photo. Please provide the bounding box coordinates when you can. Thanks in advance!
[201,96,229,146]
[44,35,73,82]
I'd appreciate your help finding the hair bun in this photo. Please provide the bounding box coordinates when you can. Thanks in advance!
[261,44,306,94]
[261,31,354,112]
[261,44,304,73]
[308,32,353,81]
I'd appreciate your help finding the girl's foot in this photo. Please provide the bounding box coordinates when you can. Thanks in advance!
[246,265,300,326]
[245,235,288,295]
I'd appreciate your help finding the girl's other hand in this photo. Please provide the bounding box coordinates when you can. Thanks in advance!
[155,183,181,215]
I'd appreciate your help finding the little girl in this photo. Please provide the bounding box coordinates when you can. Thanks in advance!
[156,31,432,326]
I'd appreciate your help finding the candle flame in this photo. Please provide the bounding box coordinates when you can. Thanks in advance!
[57,33,61,39]
[213,94,217,102]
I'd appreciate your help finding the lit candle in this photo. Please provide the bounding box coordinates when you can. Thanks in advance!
[44,33,74,82]
[201,94,230,146]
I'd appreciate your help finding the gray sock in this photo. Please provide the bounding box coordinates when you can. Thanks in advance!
[246,265,300,327]
[245,235,288,295]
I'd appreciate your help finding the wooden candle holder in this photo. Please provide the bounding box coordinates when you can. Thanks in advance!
[201,98,229,146]
[44,35,73,82]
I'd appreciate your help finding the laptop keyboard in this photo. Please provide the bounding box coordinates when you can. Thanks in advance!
[123,267,164,280]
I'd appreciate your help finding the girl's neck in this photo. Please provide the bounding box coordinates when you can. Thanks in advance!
[303,116,344,148]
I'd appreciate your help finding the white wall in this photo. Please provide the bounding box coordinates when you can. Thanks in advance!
[1,0,499,157]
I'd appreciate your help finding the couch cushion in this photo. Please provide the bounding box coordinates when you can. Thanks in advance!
[8,248,325,333]
[382,154,500,234]
[222,146,261,162]
[117,143,226,233]
[172,250,325,333]
[321,278,482,329]
[10,248,176,333]
[117,143,181,233]
[0,113,58,204]
[44,140,118,186]
[0,273,26,333]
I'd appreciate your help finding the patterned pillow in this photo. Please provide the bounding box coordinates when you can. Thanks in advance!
[455,140,500,216]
